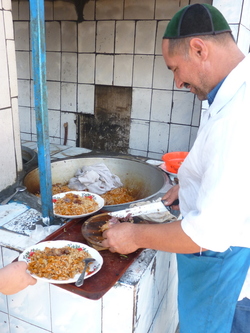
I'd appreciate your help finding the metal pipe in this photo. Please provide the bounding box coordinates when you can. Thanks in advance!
[29,0,53,223]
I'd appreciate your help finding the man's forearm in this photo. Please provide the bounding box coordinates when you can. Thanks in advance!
[134,220,203,254]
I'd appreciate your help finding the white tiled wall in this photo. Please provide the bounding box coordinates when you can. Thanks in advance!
[0,0,22,191]
[13,0,204,158]
[12,0,250,159]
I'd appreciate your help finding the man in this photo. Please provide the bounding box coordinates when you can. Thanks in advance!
[0,262,36,295]
[102,4,250,333]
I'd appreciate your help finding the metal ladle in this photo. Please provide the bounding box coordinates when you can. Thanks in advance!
[1,185,27,205]
[75,258,96,287]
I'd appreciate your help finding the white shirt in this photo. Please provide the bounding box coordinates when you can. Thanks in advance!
[178,54,250,300]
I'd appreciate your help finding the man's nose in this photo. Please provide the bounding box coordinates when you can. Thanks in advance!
[175,77,184,89]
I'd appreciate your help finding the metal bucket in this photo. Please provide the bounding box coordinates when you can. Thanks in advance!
[23,156,169,211]
[21,145,37,169]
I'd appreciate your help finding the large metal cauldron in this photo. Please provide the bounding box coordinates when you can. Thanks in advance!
[23,156,169,211]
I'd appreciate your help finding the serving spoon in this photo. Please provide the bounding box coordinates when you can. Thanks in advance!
[1,185,27,205]
[75,258,96,287]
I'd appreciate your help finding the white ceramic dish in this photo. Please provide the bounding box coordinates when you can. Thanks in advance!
[52,191,105,219]
[18,240,103,284]
[146,159,162,166]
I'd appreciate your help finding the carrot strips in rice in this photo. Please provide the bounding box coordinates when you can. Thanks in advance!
[54,192,98,216]
[27,246,90,280]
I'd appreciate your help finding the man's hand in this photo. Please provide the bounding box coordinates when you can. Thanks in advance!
[162,184,180,210]
[102,222,139,254]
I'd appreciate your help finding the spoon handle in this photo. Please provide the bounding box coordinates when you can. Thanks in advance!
[75,265,88,287]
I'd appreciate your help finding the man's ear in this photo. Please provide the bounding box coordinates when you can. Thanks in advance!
[189,38,208,60]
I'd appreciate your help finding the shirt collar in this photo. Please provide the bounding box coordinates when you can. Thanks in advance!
[207,78,226,105]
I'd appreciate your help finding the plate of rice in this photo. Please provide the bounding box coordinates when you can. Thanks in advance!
[52,191,105,219]
[19,240,103,283]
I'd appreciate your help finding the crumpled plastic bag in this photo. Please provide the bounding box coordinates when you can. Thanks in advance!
[68,163,123,195]
[29,224,61,242]
[129,198,177,223]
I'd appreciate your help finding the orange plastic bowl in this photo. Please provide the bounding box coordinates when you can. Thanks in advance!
[162,152,188,174]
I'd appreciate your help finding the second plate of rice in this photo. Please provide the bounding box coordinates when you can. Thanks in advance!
[52,191,105,218]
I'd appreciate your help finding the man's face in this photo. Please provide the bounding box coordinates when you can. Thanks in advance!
[162,39,210,101]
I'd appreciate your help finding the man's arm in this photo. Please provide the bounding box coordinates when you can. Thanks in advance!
[102,219,203,254]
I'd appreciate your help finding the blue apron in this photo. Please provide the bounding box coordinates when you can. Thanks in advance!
[177,247,250,333]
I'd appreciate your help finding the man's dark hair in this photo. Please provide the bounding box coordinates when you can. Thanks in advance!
[168,32,235,57]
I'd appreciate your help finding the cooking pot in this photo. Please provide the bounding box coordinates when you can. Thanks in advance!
[23,156,170,211]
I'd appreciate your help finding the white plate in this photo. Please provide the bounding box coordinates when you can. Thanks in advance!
[146,159,162,166]
[52,191,105,219]
[19,240,103,284]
